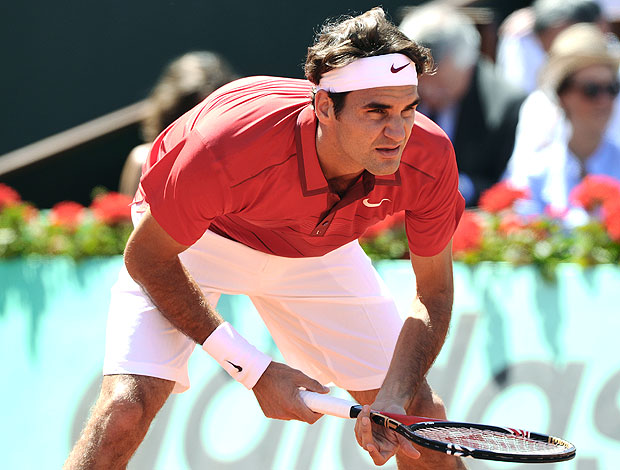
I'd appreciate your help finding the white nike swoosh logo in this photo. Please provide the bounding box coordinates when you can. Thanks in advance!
[363,198,391,207]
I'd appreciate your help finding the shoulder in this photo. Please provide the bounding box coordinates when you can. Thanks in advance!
[602,136,620,154]
[506,141,565,183]
[595,137,620,173]
[401,113,455,179]
[520,89,556,112]
[126,143,151,166]
[158,76,313,147]
[202,76,313,112]
[476,59,527,111]
[196,76,312,132]
[498,7,534,39]
[191,76,313,142]
[193,77,314,185]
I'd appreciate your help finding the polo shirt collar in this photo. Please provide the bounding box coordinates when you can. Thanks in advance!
[296,104,329,195]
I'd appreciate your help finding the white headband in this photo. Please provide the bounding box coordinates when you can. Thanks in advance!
[316,53,418,93]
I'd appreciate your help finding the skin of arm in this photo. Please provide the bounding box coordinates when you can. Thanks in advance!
[374,239,455,411]
[124,207,221,344]
[123,207,327,422]
[353,240,456,465]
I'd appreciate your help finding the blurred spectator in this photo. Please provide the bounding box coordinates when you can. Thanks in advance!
[119,51,238,196]
[504,23,620,225]
[500,0,620,184]
[400,4,526,206]
[496,0,606,93]
[599,0,620,19]
[467,0,534,25]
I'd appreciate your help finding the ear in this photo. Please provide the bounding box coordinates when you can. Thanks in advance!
[314,89,335,124]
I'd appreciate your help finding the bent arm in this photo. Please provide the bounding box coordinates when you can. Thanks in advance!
[375,240,454,409]
[124,207,222,344]
[123,208,326,410]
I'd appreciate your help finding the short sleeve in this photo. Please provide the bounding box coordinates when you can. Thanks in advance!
[405,142,465,256]
[140,130,231,246]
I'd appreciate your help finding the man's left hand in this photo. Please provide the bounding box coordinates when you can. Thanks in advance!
[354,404,420,466]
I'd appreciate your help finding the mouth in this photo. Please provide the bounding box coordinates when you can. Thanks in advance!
[375,145,402,158]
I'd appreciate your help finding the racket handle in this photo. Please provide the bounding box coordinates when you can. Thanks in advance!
[299,390,357,419]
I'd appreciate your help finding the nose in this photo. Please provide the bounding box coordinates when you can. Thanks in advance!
[383,116,408,142]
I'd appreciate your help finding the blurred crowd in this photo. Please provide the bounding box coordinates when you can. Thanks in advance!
[121,0,620,230]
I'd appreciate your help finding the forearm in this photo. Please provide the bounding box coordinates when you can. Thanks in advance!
[376,291,452,408]
[123,210,274,390]
[125,250,221,345]
[376,243,455,409]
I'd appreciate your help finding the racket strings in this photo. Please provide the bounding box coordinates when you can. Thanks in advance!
[413,427,562,455]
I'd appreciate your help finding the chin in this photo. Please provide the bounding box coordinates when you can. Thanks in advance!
[369,162,400,176]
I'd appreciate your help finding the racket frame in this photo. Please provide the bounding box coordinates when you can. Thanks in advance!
[349,405,576,463]
[299,391,576,463]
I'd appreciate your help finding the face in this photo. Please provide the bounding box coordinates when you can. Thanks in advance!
[316,85,419,179]
[417,56,473,111]
[560,65,619,135]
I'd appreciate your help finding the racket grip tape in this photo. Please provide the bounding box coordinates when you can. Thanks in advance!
[299,390,358,419]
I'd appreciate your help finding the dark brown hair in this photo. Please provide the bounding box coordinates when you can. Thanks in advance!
[305,7,434,85]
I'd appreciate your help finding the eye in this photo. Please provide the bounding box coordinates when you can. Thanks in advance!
[366,108,388,119]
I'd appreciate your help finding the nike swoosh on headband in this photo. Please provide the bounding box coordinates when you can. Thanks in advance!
[363,198,391,207]
[390,63,409,73]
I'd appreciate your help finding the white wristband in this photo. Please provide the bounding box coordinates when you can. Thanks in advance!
[202,322,272,389]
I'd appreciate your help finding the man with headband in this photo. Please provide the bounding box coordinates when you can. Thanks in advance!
[65,7,466,470]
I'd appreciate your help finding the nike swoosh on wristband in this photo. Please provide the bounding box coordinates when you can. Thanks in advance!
[363,198,391,207]
[390,63,409,73]
[226,360,243,372]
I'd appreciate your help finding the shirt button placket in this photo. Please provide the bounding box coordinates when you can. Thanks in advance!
[313,217,332,236]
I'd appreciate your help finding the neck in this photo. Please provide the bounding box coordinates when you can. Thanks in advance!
[568,126,604,163]
[327,174,362,197]
[315,122,363,184]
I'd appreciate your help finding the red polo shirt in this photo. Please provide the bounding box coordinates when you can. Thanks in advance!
[138,76,464,258]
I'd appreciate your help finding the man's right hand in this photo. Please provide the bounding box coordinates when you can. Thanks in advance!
[252,361,329,424]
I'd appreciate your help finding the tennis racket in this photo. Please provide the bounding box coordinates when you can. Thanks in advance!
[299,390,576,463]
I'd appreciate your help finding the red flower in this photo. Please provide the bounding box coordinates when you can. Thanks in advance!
[602,198,620,242]
[360,211,405,240]
[478,182,529,213]
[498,212,525,236]
[21,204,39,222]
[50,201,86,228]
[91,192,132,225]
[0,183,21,209]
[453,210,483,254]
[570,175,620,212]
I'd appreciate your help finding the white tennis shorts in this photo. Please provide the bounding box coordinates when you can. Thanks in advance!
[103,207,405,393]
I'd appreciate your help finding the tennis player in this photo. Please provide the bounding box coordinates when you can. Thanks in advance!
[65,7,466,470]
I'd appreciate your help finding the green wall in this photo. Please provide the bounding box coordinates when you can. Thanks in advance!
[2,1,427,208]
[1,258,618,469]
[2,1,425,156]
